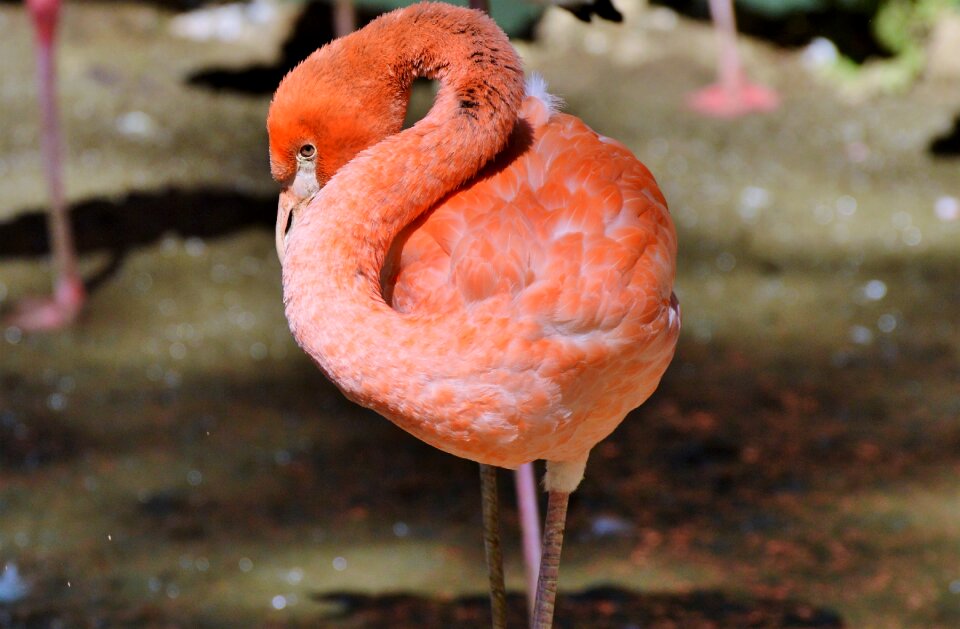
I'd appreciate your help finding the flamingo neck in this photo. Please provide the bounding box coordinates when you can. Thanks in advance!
[281,4,524,407]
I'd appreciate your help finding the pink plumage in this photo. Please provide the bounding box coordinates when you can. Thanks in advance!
[267,4,679,625]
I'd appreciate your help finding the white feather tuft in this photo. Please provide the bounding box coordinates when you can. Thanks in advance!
[525,73,564,115]
[544,457,587,493]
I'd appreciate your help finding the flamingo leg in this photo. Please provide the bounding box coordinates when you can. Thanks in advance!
[332,0,355,39]
[6,0,85,331]
[532,490,570,629]
[687,0,779,118]
[712,0,742,97]
[479,464,507,629]
[514,462,541,621]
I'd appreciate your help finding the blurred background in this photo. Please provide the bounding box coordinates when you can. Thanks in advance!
[1,0,958,626]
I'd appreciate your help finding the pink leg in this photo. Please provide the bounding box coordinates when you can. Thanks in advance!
[514,462,541,621]
[6,0,85,331]
[687,0,779,118]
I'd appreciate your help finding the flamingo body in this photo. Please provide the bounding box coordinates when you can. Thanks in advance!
[269,2,678,475]
[375,92,679,468]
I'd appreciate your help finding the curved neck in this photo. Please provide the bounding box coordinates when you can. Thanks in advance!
[282,5,524,405]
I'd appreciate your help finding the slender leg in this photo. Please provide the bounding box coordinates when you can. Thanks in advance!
[514,463,541,621]
[713,0,741,98]
[6,0,85,331]
[687,0,779,118]
[532,490,570,629]
[332,0,355,39]
[479,464,507,629]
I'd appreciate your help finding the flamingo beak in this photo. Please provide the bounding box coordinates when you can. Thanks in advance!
[275,156,321,264]
[276,187,297,264]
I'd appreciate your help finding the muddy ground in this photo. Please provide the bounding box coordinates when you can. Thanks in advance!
[1,1,959,627]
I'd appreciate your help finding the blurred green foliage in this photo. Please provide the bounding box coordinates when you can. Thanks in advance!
[874,0,956,54]
[336,0,543,36]
[809,0,960,91]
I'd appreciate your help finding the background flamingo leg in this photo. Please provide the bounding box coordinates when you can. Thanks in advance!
[687,0,779,118]
[333,0,355,39]
[6,0,85,331]
[515,462,542,620]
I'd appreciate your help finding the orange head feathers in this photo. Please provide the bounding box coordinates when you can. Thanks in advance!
[267,38,411,187]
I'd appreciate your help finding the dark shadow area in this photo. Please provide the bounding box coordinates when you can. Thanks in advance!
[0,406,80,473]
[0,187,274,292]
[0,584,843,628]
[126,403,482,539]
[186,1,546,96]
[0,188,274,259]
[100,314,960,544]
[313,585,844,628]
[186,1,381,95]
[651,0,890,63]
[929,113,960,157]
[562,0,623,23]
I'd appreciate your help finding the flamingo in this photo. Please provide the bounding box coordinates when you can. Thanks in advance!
[267,3,679,627]
[4,0,85,331]
[688,0,779,118]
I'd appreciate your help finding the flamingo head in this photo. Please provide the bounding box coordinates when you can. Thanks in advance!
[266,39,411,263]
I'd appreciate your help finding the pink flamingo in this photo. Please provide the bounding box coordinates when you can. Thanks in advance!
[5,0,85,331]
[267,3,679,627]
[688,0,779,118]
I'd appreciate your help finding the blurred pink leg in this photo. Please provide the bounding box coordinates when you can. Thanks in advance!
[6,0,85,331]
[687,0,779,118]
[515,462,541,620]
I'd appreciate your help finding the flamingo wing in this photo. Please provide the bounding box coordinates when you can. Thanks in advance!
[385,98,676,345]
[378,91,679,464]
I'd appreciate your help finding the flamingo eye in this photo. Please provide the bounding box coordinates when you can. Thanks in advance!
[299,144,316,159]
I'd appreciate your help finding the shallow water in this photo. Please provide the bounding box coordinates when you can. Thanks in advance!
[1,2,959,627]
